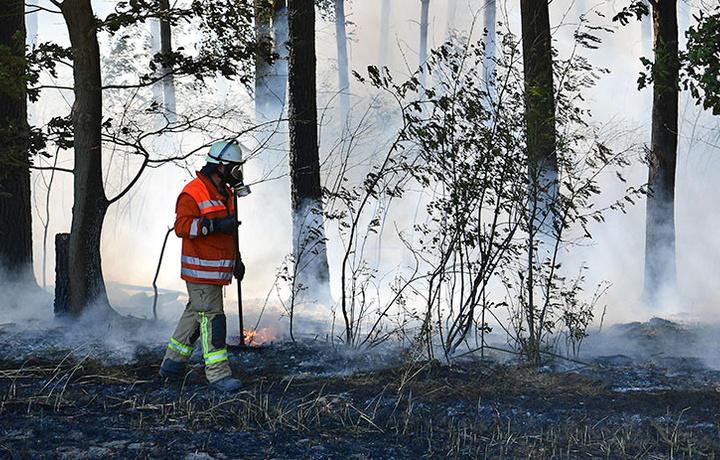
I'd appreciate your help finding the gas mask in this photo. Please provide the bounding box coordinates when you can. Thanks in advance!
[223,163,251,197]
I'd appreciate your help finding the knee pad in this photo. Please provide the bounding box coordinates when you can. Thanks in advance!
[211,314,227,349]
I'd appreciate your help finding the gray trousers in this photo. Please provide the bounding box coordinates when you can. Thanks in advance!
[162,282,232,383]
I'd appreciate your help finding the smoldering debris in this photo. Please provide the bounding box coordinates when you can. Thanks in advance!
[581,316,720,369]
[3,306,720,459]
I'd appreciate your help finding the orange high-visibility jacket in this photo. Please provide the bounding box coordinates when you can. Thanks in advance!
[175,172,236,285]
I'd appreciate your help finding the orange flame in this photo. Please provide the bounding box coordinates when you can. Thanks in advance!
[242,326,276,346]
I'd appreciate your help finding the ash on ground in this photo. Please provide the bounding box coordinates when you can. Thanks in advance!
[1,316,720,459]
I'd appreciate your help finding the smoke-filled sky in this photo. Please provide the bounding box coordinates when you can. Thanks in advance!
[21,0,720,338]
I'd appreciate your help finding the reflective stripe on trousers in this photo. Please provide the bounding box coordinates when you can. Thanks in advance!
[200,312,228,365]
[168,338,193,356]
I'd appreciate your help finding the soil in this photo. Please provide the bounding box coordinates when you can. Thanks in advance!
[1,317,719,459]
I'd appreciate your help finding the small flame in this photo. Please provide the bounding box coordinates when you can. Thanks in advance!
[243,326,276,346]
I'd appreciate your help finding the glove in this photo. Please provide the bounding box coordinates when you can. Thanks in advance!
[200,216,239,236]
[199,217,215,236]
[214,216,240,235]
[234,259,246,281]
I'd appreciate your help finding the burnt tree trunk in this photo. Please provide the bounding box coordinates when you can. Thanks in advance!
[287,0,332,305]
[643,0,679,303]
[59,0,112,316]
[54,233,71,315]
[520,0,557,364]
[0,0,35,283]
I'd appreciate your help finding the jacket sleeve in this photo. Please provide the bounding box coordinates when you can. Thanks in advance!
[175,192,203,239]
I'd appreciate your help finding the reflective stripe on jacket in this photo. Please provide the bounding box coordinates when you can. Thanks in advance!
[175,172,236,285]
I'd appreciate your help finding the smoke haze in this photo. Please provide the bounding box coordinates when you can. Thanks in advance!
[9,0,718,360]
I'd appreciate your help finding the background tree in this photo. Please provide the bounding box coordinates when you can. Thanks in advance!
[0,0,35,283]
[683,7,720,115]
[418,0,429,87]
[287,0,332,305]
[334,0,350,121]
[614,0,680,304]
[483,0,496,100]
[255,0,288,126]
[520,0,558,361]
[643,0,679,304]
[378,0,390,68]
[38,0,259,316]
[149,0,176,123]
[445,0,457,36]
[52,0,113,316]
[255,0,275,121]
[270,0,289,116]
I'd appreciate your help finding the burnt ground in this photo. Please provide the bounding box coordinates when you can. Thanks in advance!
[1,317,720,459]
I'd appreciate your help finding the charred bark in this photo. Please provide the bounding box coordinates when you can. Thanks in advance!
[643,0,679,302]
[54,233,71,316]
[59,0,112,316]
[521,0,557,176]
[0,0,34,283]
[287,0,331,305]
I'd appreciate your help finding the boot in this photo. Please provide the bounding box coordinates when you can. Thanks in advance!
[209,376,243,393]
[159,359,186,380]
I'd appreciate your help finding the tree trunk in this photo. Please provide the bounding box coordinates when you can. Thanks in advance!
[642,0,653,59]
[419,0,429,87]
[287,0,332,305]
[159,0,176,122]
[378,0,390,68]
[643,0,679,303]
[520,0,557,364]
[0,0,34,283]
[271,0,288,110]
[150,0,176,123]
[255,0,288,122]
[255,0,274,121]
[334,0,350,122]
[54,233,71,315]
[60,0,112,316]
[483,0,496,100]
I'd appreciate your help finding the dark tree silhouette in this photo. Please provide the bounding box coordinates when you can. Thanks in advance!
[0,0,35,283]
[520,0,557,363]
[287,0,332,305]
[643,0,679,303]
[52,0,113,316]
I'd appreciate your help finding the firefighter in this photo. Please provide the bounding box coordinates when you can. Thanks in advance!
[159,140,246,392]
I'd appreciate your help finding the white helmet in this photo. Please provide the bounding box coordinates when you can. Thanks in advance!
[206,140,244,165]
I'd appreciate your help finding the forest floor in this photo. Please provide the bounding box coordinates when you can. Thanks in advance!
[1,316,720,459]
